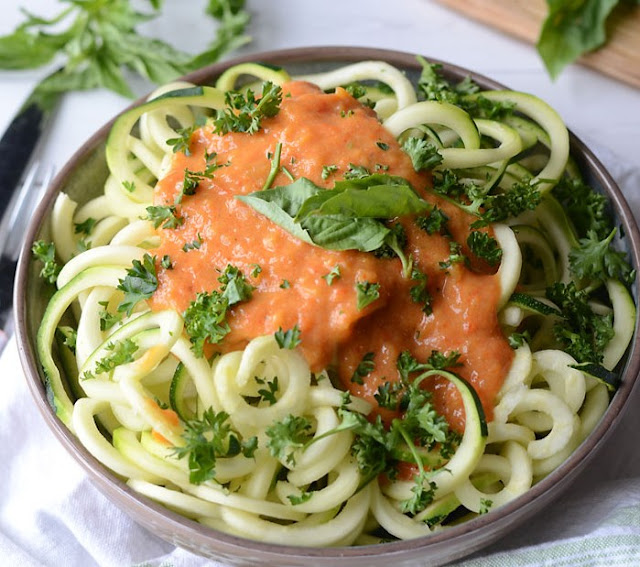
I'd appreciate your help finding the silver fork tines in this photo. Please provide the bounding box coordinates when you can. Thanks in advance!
[0,161,54,351]
[0,161,54,262]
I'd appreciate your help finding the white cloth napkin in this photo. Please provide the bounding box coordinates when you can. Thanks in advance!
[1,143,639,567]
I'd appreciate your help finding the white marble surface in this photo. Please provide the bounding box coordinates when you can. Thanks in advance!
[1,0,639,170]
[1,1,640,566]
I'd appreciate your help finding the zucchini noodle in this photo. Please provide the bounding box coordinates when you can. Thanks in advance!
[34,58,636,548]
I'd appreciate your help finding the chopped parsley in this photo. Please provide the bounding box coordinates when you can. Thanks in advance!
[165,118,206,156]
[467,230,503,266]
[410,268,433,314]
[355,280,380,310]
[415,206,449,236]
[145,205,184,230]
[32,240,61,284]
[172,408,257,485]
[321,164,338,180]
[57,326,77,353]
[183,290,230,357]
[569,228,635,286]
[432,170,541,227]
[439,240,466,271]
[116,254,158,316]
[74,217,97,236]
[217,264,255,304]
[175,152,227,204]
[254,376,279,406]
[161,255,173,270]
[274,325,302,349]
[250,263,262,278]
[183,264,253,357]
[350,352,375,384]
[98,301,122,331]
[344,163,370,179]
[93,338,138,375]
[546,281,614,363]
[213,81,282,135]
[479,498,493,515]
[265,414,313,466]
[322,264,341,285]
[402,136,442,172]
[287,490,313,505]
[182,235,203,252]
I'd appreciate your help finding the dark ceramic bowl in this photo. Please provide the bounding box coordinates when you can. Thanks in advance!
[15,47,640,566]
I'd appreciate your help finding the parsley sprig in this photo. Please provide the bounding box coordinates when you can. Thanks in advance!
[32,240,61,284]
[183,264,254,356]
[172,407,257,485]
[553,176,635,287]
[432,170,541,227]
[546,281,614,364]
[416,57,514,119]
[213,81,283,135]
[146,205,184,229]
[265,349,463,515]
[116,253,158,316]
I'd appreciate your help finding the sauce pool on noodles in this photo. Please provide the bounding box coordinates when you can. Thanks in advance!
[149,81,514,431]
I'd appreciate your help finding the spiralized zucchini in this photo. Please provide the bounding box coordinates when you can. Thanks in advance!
[34,58,636,547]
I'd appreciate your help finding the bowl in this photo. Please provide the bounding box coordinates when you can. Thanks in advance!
[15,46,640,566]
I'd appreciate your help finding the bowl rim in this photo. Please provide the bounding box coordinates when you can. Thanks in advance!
[14,45,640,564]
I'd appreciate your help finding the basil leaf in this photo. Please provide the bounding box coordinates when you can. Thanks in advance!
[238,174,428,258]
[301,215,390,252]
[236,178,318,244]
[537,0,619,79]
[299,183,429,220]
[332,173,410,191]
[0,29,61,69]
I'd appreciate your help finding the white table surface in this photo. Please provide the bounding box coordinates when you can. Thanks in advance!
[1,1,640,566]
[1,0,639,170]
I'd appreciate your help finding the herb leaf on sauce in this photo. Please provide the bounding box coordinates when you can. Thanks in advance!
[351,352,375,384]
[467,230,503,266]
[356,281,380,310]
[410,268,433,314]
[146,205,184,229]
[322,265,341,285]
[218,264,254,304]
[183,291,230,356]
[415,206,449,236]
[274,325,302,349]
[237,174,430,264]
[183,264,253,356]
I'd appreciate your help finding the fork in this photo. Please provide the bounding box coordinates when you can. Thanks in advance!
[0,161,55,353]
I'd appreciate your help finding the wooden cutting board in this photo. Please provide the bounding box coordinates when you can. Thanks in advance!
[434,0,640,89]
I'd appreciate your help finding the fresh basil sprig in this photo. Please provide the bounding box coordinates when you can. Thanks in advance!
[537,0,638,79]
[0,0,251,107]
[237,174,430,274]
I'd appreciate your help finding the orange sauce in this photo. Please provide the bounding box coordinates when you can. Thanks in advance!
[149,81,514,431]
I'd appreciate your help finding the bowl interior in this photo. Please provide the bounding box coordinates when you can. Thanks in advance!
[15,46,640,567]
